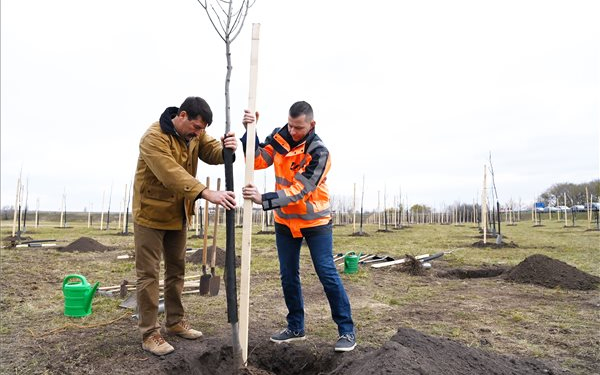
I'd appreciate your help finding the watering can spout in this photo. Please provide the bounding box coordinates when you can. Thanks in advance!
[85,282,100,311]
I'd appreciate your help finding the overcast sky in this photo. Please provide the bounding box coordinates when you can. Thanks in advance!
[1,0,598,212]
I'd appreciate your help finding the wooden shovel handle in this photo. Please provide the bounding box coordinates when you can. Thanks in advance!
[202,177,210,266]
[210,178,221,268]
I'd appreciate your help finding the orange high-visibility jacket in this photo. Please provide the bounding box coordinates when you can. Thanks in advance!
[243,125,332,238]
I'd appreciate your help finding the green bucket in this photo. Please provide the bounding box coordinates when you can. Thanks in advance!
[344,252,361,274]
[62,274,99,318]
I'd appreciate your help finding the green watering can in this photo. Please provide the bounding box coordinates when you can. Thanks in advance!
[344,252,361,274]
[62,274,100,318]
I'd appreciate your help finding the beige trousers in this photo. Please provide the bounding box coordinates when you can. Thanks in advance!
[134,223,187,339]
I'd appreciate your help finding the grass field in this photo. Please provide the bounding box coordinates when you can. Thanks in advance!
[1,215,598,374]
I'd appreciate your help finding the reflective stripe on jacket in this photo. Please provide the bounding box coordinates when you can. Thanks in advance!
[133,107,225,230]
[243,125,331,238]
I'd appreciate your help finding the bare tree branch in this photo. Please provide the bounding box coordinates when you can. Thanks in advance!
[198,0,255,42]
[198,0,226,41]
[215,0,229,20]
[229,3,246,35]
[211,4,229,36]
[230,0,250,42]
[197,0,207,10]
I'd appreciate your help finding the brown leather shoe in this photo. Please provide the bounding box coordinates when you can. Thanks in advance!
[142,333,174,356]
[166,319,203,340]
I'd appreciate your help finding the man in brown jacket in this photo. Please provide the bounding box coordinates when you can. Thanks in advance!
[133,96,237,356]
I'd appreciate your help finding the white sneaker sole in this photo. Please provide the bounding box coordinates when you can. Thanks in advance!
[270,335,307,344]
[142,344,175,356]
[335,343,356,352]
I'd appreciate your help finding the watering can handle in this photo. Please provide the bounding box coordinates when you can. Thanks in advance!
[62,274,86,288]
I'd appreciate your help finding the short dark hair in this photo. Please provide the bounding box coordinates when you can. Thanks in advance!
[178,96,213,126]
[289,101,313,122]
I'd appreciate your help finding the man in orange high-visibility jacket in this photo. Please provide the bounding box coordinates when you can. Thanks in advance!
[241,101,356,352]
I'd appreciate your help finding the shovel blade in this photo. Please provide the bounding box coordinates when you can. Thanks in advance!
[119,292,137,310]
[209,275,220,296]
[199,274,211,295]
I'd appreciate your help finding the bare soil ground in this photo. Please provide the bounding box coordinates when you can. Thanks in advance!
[1,220,598,374]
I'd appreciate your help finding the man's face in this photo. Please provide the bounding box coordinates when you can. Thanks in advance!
[287,114,315,142]
[177,112,208,141]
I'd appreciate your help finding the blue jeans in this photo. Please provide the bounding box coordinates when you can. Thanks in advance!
[276,230,355,336]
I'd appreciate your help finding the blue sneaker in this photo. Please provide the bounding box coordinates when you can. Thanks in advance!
[335,333,356,352]
[270,328,306,343]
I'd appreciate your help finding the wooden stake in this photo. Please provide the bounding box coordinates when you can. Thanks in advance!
[195,201,200,236]
[482,165,487,244]
[563,192,568,226]
[59,189,65,228]
[100,191,105,230]
[240,23,260,366]
[261,174,266,232]
[352,183,356,233]
[35,198,40,229]
[203,177,211,269]
[586,187,591,228]
[12,174,21,237]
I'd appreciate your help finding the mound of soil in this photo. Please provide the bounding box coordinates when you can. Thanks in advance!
[58,237,113,252]
[505,254,600,290]
[329,328,567,375]
[161,328,567,375]
[187,247,240,267]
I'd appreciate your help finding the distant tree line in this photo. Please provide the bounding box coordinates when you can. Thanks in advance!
[539,179,599,206]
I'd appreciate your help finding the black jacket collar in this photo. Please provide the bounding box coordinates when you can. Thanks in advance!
[278,123,316,150]
[159,107,179,136]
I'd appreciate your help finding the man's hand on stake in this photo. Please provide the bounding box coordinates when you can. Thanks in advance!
[221,132,238,152]
[242,183,262,205]
[242,110,259,129]
[202,189,237,210]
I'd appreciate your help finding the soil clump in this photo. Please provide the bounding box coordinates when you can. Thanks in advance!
[58,237,113,252]
[187,247,240,267]
[505,254,600,290]
[2,235,34,247]
[402,254,426,275]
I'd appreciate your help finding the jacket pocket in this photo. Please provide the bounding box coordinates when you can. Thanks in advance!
[145,187,176,202]
[140,187,177,224]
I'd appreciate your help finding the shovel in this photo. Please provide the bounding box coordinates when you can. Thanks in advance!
[209,178,222,296]
[199,177,211,295]
[119,292,165,319]
[361,255,395,264]
[359,254,377,263]
[419,252,445,263]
